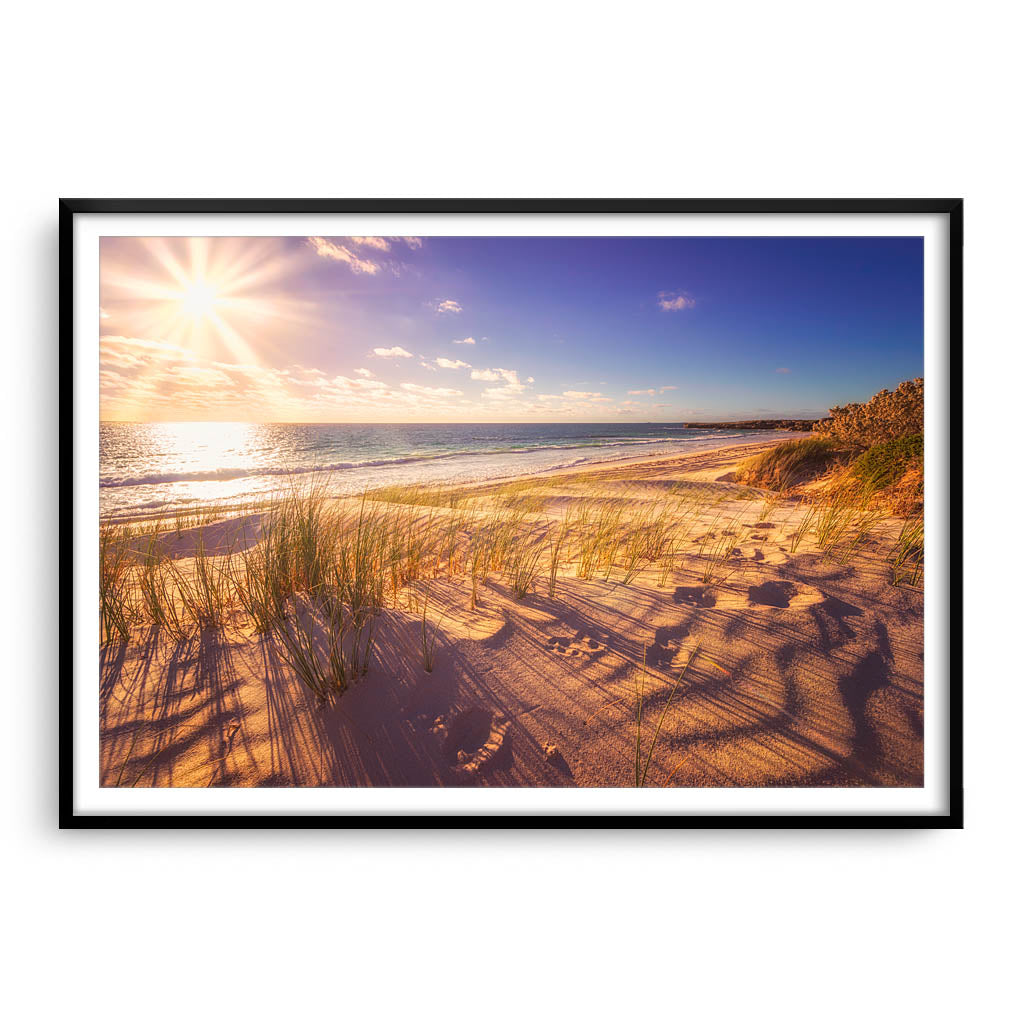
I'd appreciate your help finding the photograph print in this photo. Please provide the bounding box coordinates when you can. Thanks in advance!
[66,200,960,823]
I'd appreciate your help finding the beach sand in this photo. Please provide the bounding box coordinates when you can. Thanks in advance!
[99,439,924,788]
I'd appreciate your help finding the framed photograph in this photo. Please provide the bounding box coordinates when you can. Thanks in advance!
[62,198,962,826]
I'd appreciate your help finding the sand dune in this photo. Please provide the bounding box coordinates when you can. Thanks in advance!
[100,440,923,789]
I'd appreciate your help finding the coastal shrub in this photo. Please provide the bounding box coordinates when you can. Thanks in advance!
[816,377,923,447]
[850,433,923,492]
[736,438,836,492]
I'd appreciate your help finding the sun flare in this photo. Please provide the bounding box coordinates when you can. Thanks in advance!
[179,280,219,320]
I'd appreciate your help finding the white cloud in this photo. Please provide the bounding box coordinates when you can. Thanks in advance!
[452,337,475,345]
[436,299,463,314]
[629,388,657,396]
[353,367,373,377]
[419,361,438,372]
[402,237,423,249]
[436,357,471,370]
[660,385,679,392]
[400,382,462,398]
[471,367,520,385]
[475,367,529,399]
[657,291,696,312]
[351,236,391,251]
[307,236,380,274]
[562,390,604,400]
[372,346,414,358]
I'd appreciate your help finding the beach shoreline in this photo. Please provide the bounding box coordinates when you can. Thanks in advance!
[105,433,795,526]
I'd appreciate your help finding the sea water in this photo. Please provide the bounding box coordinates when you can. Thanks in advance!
[99,421,789,518]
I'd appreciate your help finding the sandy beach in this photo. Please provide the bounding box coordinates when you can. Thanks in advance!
[98,437,923,789]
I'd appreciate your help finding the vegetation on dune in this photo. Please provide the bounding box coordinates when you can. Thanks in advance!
[816,377,923,447]
[849,432,924,506]
[736,437,837,492]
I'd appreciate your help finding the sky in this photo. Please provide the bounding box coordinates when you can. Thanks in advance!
[98,234,923,423]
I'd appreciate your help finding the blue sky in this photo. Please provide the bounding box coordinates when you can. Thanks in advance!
[99,234,923,422]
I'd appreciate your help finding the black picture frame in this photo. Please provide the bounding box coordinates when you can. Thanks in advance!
[60,197,963,829]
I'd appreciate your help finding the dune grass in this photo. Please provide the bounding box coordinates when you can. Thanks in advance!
[695,509,749,585]
[100,447,915,715]
[418,587,449,672]
[99,524,137,645]
[506,527,547,599]
[737,437,836,492]
[789,500,817,553]
[633,643,701,787]
[890,515,924,587]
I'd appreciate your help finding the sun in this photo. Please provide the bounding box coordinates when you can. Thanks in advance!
[179,280,219,320]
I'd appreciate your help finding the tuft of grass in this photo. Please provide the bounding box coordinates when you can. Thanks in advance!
[506,528,546,599]
[546,515,570,598]
[834,505,888,565]
[695,511,747,585]
[272,591,368,703]
[890,515,924,587]
[418,587,450,672]
[136,536,192,640]
[99,524,137,645]
[231,521,288,634]
[633,643,701,787]
[813,486,863,555]
[789,500,817,553]
[170,534,232,630]
[737,438,837,492]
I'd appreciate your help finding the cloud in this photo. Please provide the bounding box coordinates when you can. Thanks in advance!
[402,237,423,249]
[562,390,604,400]
[307,236,380,274]
[657,291,696,312]
[419,360,438,372]
[100,334,195,369]
[471,367,520,384]
[473,367,529,399]
[775,367,791,374]
[628,388,657,396]
[436,299,462,314]
[372,346,413,358]
[436,357,471,370]
[353,367,373,377]
[400,382,462,398]
[660,385,678,392]
[351,236,391,251]
[452,337,475,345]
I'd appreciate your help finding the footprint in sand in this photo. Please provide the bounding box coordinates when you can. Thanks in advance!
[545,632,604,658]
[746,580,823,610]
[673,585,717,608]
[436,708,509,777]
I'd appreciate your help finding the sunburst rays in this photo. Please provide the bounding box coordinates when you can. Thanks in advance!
[100,236,318,370]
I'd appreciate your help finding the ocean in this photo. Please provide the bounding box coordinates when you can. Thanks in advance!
[99,422,788,518]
